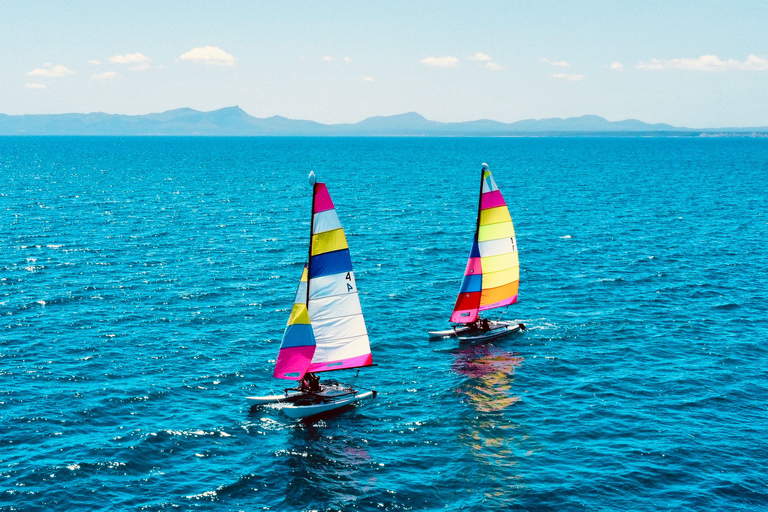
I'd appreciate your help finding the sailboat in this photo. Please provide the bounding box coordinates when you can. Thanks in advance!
[246,172,376,419]
[428,163,526,342]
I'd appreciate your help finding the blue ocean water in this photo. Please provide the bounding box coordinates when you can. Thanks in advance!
[2,136,767,511]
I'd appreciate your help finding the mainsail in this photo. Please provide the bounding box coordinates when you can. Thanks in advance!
[450,164,519,324]
[273,175,372,381]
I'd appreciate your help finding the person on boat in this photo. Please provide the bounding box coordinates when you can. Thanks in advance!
[481,318,490,332]
[301,372,321,393]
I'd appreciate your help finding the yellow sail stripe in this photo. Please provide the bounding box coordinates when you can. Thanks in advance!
[287,303,311,325]
[311,228,348,256]
[480,252,519,274]
[477,220,514,242]
[479,206,511,226]
[300,267,308,282]
[482,266,519,289]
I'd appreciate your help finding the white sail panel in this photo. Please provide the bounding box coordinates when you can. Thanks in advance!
[313,209,342,234]
[309,294,363,321]
[482,173,499,193]
[309,271,358,299]
[293,280,308,303]
[478,238,515,258]
[310,314,368,342]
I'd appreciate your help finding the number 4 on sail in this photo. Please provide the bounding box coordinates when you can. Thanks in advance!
[428,163,527,342]
[246,172,377,419]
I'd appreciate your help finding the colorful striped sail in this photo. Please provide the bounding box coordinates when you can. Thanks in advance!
[450,164,520,324]
[273,265,316,379]
[273,174,372,381]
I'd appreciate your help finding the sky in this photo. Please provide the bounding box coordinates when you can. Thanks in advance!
[1,1,767,127]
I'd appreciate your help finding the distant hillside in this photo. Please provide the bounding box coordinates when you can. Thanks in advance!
[0,106,766,136]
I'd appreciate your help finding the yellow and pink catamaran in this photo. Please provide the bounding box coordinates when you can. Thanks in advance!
[247,172,376,419]
[429,163,526,341]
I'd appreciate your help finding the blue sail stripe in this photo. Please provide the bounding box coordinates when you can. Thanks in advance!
[280,324,316,349]
[309,249,353,278]
[459,274,482,294]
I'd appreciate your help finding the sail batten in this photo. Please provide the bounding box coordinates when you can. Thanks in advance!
[450,165,520,324]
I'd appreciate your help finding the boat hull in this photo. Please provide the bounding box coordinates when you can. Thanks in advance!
[428,321,525,341]
[246,389,306,406]
[281,390,376,419]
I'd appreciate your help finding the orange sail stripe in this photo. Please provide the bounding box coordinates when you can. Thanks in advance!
[480,281,519,307]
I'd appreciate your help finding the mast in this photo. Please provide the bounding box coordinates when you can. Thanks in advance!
[473,163,488,319]
[306,173,317,306]
[474,163,488,245]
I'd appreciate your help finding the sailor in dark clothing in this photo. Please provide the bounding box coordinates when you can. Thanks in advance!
[304,372,321,392]
[481,318,490,332]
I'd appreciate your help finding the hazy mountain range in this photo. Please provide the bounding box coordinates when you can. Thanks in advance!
[0,106,766,136]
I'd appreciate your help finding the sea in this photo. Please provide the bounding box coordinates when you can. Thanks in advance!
[2,136,767,511]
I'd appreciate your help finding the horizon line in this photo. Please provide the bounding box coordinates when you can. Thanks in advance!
[2,106,768,131]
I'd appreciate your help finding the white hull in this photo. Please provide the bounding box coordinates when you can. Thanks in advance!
[427,321,524,342]
[246,389,307,406]
[281,390,376,419]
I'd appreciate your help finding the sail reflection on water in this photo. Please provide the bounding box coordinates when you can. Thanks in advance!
[453,344,532,505]
[453,343,523,413]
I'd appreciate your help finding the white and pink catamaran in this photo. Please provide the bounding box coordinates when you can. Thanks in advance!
[429,163,526,342]
[247,172,376,419]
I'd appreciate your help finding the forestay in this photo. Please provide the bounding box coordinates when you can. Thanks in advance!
[450,165,520,324]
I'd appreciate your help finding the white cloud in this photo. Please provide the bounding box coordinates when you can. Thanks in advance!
[636,54,768,71]
[25,82,46,89]
[91,71,117,80]
[130,63,150,71]
[553,73,584,81]
[468,52,492,62]
[179,46,236,66]
[322,56,352,63]
[362,76,374,82]
[486,62,504,71]
[109,52,150,65]
[610,62,624,71]
[420,56,459,67]
[541,58,571,68]
[26,64,75,77]
[87,59,101,65]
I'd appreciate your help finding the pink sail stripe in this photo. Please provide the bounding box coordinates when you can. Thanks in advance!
[273,345,316,380]
[480,190,506,210]
[307,352,373,373]
[465,257,482,276]
[478,294,518,311]
[450,308,478,323]
[313,183,335,213]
